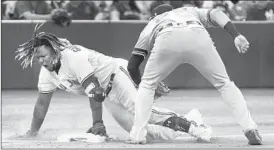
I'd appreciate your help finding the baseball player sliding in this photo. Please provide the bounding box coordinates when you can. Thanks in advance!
[126,4,262,145]
[15,24,212,143]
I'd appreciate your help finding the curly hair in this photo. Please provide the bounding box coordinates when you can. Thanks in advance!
[15,23,71,69]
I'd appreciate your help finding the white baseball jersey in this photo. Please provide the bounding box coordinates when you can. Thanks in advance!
[133,7,219,58]
[37,41,216,142]
[37,44,197,142]
[38,45,117,95]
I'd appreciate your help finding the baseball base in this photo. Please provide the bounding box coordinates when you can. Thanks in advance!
[57,133,107,143]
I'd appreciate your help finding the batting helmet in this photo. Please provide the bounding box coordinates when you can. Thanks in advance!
[152,4,174,16]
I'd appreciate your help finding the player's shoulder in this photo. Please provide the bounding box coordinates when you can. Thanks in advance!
[63,45,84,53]
[62,44,107,60]
[61,45,89,58]
[61,44,101,65]
[141,18,158,35]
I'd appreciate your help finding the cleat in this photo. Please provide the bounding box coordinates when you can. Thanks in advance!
[184,109,212,142]
[184,108,204,125]
[189,123,212,143]
[244,129,262,145]
[163,108,212,142]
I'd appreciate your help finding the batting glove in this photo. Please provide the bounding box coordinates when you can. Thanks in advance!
[25,130,38,137]
[15,130,38,139]
[234,35,249,54]
[86,122,108,137]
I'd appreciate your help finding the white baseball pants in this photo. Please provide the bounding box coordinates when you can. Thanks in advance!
[104,59,184,141]
[131,26,258,141]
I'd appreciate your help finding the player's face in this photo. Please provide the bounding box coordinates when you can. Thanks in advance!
[35,45,55,72]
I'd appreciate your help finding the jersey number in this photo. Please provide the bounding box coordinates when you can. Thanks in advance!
[68,46,81,52]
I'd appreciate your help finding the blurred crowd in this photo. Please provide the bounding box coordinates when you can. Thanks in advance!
[2,0,274,21]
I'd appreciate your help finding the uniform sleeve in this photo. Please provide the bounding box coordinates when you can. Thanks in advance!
[133,27,151,59]
[196,7,231,28]
[194,7,219,28]
[38,67,57,93]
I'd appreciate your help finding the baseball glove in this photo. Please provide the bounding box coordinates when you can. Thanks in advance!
[154,81,170,100]
[51,9,72,27]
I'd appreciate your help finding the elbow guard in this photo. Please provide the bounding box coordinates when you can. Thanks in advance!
[89,87,106,103]
[209,8,230,28]
[82,75,105,102]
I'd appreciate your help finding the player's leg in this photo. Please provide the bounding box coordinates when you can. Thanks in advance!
[103,99,184,141]
[104,62,181,141]
[107,60,211,141]
[104,99,211,142]
[113,61,181,125]
[185,28,261,145]
[130,31,184,142]
[112,58,179,124]
[128,30,213,142]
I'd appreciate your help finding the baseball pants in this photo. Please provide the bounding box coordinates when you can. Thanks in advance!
[103,59,184,141]
[133,25,258,139]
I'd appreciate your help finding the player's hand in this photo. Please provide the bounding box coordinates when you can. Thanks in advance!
[86,122,108,137]
[234,35,249,54]
[154,81,170,100]
[25,130,38,137]
[15,130,38,139]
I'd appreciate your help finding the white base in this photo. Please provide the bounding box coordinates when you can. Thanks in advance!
[57,133,107,143]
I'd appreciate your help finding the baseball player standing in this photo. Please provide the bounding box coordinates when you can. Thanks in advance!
[126,4,262,145]
[15,26,212,142]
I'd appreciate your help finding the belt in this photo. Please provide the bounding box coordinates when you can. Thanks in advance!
[105,73,115,96]
[159,21,202,32]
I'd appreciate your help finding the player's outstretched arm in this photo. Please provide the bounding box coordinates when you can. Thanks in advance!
[209,9,249,53]
[208,8,239,38]
[26,92,53,137]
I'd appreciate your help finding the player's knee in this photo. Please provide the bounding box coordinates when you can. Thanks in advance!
[139,78,158,91]
[214,79,236,91]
